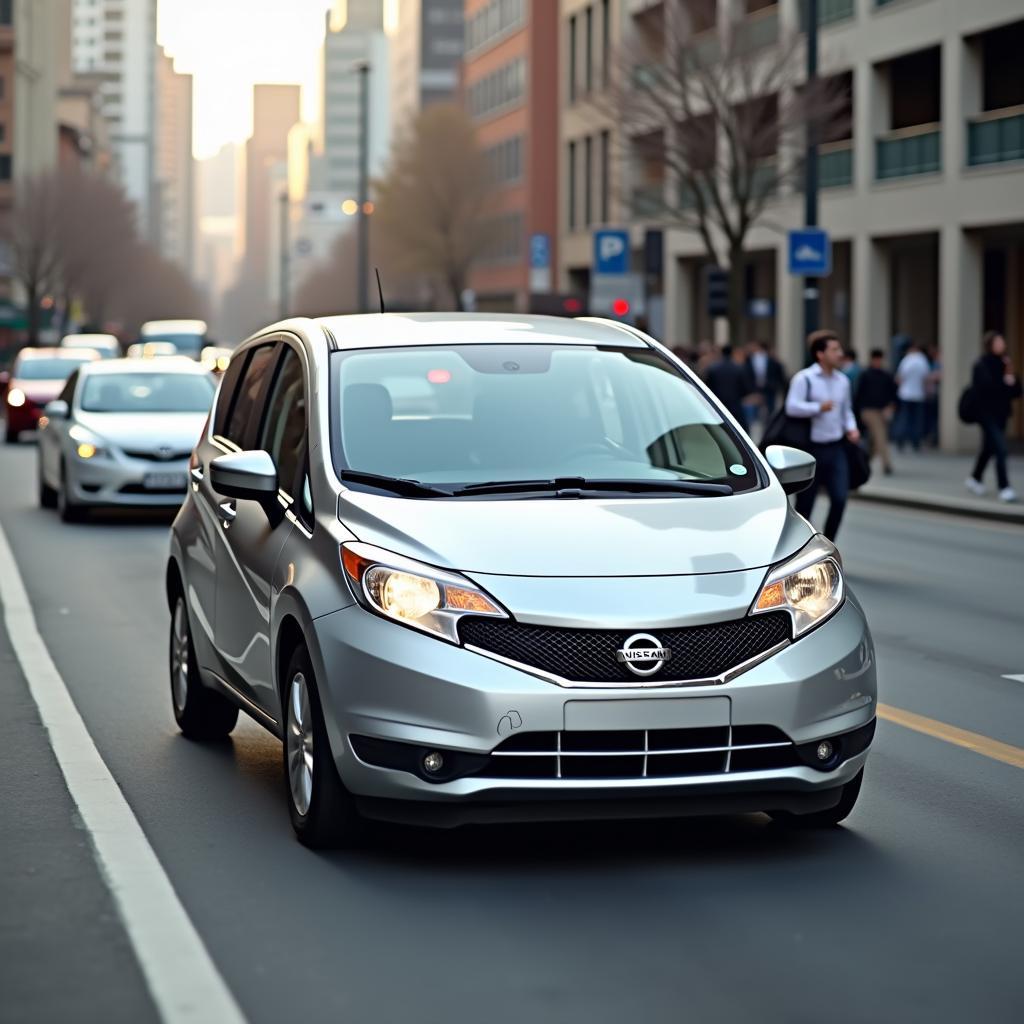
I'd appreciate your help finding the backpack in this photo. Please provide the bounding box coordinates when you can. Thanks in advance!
[957,386,979,425]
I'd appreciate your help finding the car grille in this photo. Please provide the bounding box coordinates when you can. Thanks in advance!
[122,449,191,462]
[487,725,799,780]
[458,612,791,684]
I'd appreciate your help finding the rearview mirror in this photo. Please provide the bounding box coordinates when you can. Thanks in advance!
[765,445,816,495]
[43,399,69,420]
[210,450,283,525]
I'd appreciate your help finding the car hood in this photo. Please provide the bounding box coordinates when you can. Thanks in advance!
[338,486,813,577]
[75,411,208,453]
[11,378,64,403]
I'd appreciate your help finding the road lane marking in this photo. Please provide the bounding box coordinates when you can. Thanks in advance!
[1002,674,1024,684]
[0,523,246,1024]
[877,703,1024,771]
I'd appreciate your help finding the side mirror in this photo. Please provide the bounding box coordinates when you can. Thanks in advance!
[209,450,283,525]
[44,399,70,420]
[765,445,816,495]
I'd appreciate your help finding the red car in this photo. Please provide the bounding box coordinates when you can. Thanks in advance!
[3,347,102,442]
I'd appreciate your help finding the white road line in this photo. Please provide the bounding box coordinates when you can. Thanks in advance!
[1003,674,1024,684]
[0,522,246,1024]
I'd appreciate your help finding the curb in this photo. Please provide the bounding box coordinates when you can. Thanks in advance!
[852,488,1024,525]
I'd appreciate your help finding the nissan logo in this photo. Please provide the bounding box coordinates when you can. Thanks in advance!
[615,633,672,677]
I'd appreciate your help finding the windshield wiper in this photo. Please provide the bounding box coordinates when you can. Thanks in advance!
[449,477,733,498]
[339,470,452,498]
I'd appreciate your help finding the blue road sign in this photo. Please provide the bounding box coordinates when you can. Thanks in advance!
[594,229,630,275]
[788,228,832,276]
[530,233,551,270]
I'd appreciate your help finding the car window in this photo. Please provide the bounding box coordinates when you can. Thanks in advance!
[79,373,215,413]
[222,343,276,449]
[258,345,308,508]
[212,347,249,439]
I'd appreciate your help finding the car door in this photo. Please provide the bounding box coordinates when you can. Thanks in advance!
[213,340,299,714]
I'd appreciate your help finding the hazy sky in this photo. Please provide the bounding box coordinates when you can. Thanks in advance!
[157,0,397,160]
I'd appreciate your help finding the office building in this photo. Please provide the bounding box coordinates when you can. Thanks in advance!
[154,46,194,272]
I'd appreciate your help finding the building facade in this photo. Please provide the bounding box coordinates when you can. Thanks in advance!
[71,0,157,239]
[154,46,194,272]
[389,0,464,133]
[560,0,1024,450]
[463,0,560,311]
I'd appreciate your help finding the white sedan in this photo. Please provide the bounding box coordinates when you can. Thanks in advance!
[37,358,215,521]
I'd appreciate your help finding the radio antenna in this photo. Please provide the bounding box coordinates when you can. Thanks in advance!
[374,268,386,313]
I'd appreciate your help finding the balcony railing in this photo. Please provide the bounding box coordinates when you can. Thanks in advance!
[799,0,855,30]
[632,183,665,218]
[735,6,779,52]
[967,106,1024,168]
[876,123,941,180]
[819,139,854,188]
[688,29,721,68]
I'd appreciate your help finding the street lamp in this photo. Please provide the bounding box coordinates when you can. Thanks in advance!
[354,60,370,314]
[803,0,820,338]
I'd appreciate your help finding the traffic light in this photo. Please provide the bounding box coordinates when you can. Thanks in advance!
[704,266,729,319]
[528,293,589,317]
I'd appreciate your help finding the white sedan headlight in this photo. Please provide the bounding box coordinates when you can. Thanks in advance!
[752,537,844,637]
[69,424,108,460]
[341,542,507,643]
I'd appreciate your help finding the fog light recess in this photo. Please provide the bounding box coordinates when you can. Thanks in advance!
[422,751,444,774]
[816,741,834,762]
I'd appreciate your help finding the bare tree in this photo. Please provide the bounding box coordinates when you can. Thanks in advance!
[373,103,496,310]
[10,172,62,344]
[608,0,848,341]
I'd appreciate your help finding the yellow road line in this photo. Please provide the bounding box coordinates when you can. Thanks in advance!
[877,703,1024,770]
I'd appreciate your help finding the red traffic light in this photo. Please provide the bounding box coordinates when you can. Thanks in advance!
[611,298,631,317]
[562,297,583,314]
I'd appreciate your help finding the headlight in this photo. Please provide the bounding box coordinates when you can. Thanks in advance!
[341,542,506,643]
[7,387,25,407]
[69,424,107,460]
[752,537,844,637]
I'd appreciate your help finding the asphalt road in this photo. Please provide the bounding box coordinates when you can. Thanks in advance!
[1,438,1021,1024]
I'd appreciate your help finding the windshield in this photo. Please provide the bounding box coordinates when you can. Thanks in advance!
[330,344,760,494]
[139,333,205,357]
[80,372,214,413]
[15,356,94,380]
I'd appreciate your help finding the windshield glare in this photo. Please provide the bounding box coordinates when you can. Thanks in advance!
[80,372,214,413]
[331,344,759,493]
[16,356,93,380]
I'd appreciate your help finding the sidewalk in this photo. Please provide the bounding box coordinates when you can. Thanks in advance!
[852,449,1024,524]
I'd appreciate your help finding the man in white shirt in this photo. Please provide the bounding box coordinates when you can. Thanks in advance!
[785,330,860,541]
[893,340,930,451]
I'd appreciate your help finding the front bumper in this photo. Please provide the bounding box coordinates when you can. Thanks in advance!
[310,596,876,819]
[66,453,189,508]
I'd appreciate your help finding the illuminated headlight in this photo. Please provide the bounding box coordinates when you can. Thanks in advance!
[752,537,844,637]
[7,387,26,407]
[69,424,107,460]
[341,542,506,643]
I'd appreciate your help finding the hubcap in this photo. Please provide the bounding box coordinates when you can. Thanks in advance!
[171,600,189,712]
[286,672,314,816]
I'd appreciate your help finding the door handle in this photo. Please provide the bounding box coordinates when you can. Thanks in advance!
[217,500,237,524]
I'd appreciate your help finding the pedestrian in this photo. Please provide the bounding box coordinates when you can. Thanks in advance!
[892,339,930,451]
[923,344,942,447]
[705,345,755,426]
[964,330,1022,502]
[746,339,786,423]
[841,348,862,391]
[785,330,860,542]
[855,349,897,475]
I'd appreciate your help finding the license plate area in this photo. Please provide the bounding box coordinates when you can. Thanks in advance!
[563,696,730,732]
[143,472,187,491]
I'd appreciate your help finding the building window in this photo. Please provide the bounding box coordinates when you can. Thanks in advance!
[584,135,593,226]
[0,123,5,143]
[600,129,610,222]
[0,154,11,180]
[468,58,526,120]
[601,0,611,89]
[481,211,524,265]
[585,5,594,93]
[568,140,577,231]
[0,0,12,26]
[568,15,577,103]
[465,0,524,56]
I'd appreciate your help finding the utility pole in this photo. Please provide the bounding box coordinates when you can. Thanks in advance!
[803,0,820,339]
[356,61,370,314]
[278,190,290,321]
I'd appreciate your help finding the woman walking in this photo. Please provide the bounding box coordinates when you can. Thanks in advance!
[965,331,1022,502]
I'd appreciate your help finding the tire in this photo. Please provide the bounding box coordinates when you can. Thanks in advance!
[58,460,87,523]
[769,768,864,828]
[5,427,19,444]
[39,459,58,509]
[282,643,365,849]
[169,593,238,740]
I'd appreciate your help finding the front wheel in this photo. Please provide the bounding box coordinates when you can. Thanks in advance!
[282,643,365,849]
[169,594,238,739]
[769,768,864,828]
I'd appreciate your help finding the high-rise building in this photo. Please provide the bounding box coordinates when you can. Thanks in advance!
[463,0,559,312]
[71,0,157,238]
[154,46,194,272]
[388,0,464,133]
[322,1,390,200]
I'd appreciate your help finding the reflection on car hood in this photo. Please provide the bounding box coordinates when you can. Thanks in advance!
[75,411,208,453]
[338,486,813,577]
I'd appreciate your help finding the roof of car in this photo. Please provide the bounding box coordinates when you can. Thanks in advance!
[313,313,648,351]
[78,357,210,376]
[15,347,101,361]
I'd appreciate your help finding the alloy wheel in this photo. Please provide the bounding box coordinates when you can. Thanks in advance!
[171,600,190,713]
[286,672,315,816]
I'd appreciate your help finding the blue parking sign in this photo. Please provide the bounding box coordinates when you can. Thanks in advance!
[594,229,630,275]
[530,233,551,270]
[788,228,832,276]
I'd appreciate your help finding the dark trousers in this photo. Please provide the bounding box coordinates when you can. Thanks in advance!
[972,417,1010,490]
[795,440,850,542]
[893,400,925,450]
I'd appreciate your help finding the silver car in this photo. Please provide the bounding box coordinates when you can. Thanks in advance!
[38,358,215,521]
[167,314,876,848]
